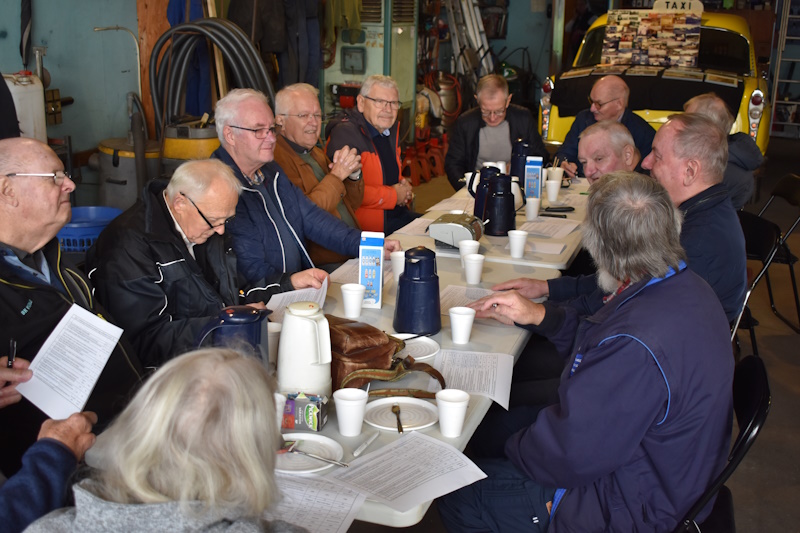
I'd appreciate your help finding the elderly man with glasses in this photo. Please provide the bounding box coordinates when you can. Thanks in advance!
[273,83,364,269]
[86,159,286,368]
[445,74,548,191]
[211,88,400,286]
[0,137,143,478]
[325,75,419,234]
[555,75,655,179]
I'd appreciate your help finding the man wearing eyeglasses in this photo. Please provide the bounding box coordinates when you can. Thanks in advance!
[325,75,419,234]
[444,74,549,191]
[86,159,285,367]
[0,137,143,477]
[211,88,401,286]
[274,83,364,269]
[555,75,655,179]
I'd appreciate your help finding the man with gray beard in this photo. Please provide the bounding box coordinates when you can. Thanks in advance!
[439,172,733,532]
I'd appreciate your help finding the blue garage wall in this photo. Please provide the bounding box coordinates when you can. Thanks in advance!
[0,1,140,204]
[489,4,552,102]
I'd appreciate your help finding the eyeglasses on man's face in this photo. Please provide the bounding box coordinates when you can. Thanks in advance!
[5,171,71,185]
[279,113,323,121]
[180,192,233,230]
[229,124,278,139]
[480,107,508,118]
[587,96,621,109]
[363,95,402,110]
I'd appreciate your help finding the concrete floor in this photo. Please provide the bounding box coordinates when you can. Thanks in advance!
[351,137,800,532]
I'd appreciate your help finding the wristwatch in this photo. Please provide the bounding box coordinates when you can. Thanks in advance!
[347,170,362,181]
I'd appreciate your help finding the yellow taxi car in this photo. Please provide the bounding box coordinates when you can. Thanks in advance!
[539,11,769,154]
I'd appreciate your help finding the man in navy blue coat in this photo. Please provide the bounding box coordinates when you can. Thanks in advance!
[440,172,734,532]
[555,75,655,178]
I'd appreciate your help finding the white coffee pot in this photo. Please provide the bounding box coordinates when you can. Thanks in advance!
[277,301,332,397]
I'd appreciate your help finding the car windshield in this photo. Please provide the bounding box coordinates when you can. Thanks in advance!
[575,25,751,75]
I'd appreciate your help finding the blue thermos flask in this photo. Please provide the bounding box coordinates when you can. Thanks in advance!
[393,247,441,335]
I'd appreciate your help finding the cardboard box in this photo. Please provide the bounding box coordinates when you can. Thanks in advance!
[359,231,385,309]
[281,392,329,431]
[524,156,543,198]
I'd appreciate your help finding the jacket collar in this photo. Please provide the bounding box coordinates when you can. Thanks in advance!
[678,183,730,217]
[141,180,186,245]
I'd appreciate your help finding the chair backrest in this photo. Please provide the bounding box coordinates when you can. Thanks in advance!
[731,212,782,336]
[759,174,800,243]
[673,355,772,533]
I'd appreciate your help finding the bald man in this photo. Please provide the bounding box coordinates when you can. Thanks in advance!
[555,75,655,178]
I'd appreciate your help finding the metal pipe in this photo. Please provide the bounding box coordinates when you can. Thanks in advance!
[94,25,142,98]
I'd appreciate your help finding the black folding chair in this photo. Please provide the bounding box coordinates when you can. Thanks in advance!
[757,174,800,333]
[732,211,783,356]
[673,355,772,533]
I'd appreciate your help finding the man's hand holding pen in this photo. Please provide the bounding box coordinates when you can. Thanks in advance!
[0,355,32,409]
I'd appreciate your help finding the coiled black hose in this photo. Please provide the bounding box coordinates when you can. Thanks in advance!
[149,18,275,139]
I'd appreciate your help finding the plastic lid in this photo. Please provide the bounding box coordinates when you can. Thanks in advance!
[286,301,320,317]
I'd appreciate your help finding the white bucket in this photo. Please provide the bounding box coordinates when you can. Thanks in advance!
[4,73,46,143]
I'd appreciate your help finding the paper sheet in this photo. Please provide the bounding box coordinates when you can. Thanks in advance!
[16,304,123,420]
[502,241,566,255]
[329,432,486,512]
[431,350,514,409]
[330,259,392,285]
[268,474,366,533]
[517,218,581,239]
[393,217,432,236]
[267,278,328,323]
[562,192,588,206]
[439,285,496,314]
[426,197,475,213]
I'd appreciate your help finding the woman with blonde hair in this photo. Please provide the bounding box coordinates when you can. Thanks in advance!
[26,348,306,532]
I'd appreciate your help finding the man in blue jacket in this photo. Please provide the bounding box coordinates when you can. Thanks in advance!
[440,172,733,532]
[555,75,655,178]
[212,89,400,285]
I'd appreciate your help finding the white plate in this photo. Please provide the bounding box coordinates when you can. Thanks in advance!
[276,433,344,474]
[364,397,438,431]
[393,334,440,362]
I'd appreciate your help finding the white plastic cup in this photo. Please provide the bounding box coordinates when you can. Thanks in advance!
[463,253,485,285]
[341,283,366,319]
[436,389,470,438]
[458,239,480,267]
[274,392,287,431]
[549,167,565,182]
[391,250,405,284]
[541,168,550,182]
[267,322,282,372]
[449,306,476,344]
[508,230,528,259]
[333,388,369,437]
[525,197,541,221]
[483,161,507,173]
[546,180,561,204]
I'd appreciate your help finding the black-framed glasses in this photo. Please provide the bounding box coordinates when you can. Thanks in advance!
[480,107,508,118]
[587,96,620,109]
[279,112,323,121]
[229,124,277,139]
[180,192,231,229]
[5,171,71,185]
[363,95,402,110]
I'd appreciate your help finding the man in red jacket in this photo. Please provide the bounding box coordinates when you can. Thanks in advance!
[325,75,418,234]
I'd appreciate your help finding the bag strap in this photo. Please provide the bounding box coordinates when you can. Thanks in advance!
[339,356,446,398]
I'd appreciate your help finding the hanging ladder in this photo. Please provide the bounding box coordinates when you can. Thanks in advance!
[771,0,800,138]
[444,0,494,85]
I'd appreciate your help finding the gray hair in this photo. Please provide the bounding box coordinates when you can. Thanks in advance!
[91,348,282,516]
[359,75,399,97]
[582,171,685,284]
[667,113,727,184]
[683,92,735,134]
[476,74,509,100]
[579,120,635,155]
[165,159,242,202]
[275,83,319,116]
[214,89,271,145]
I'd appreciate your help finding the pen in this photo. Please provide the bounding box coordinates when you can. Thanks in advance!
[7,339,16,369]
[540,213,567,219]
[353,431,379,457]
